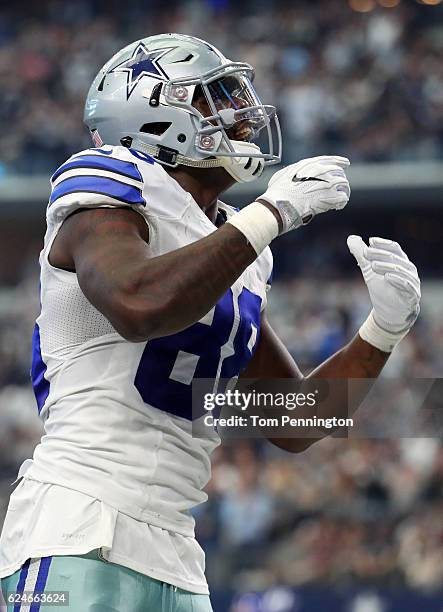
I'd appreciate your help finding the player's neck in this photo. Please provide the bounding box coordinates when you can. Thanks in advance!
[166,166,236,223]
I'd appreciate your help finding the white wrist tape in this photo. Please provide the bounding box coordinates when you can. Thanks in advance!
[226,201,279,255]
[359,310,409,353]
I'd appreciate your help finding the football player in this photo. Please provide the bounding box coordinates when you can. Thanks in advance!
[0,34,420,611]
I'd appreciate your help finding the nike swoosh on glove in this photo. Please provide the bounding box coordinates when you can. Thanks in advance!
[258,155,351,233]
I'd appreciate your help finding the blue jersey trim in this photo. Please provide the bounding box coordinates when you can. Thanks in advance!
[127,148,155,164]
[51,154,144,183]
[50,175,146,207]
[31,323,50,414]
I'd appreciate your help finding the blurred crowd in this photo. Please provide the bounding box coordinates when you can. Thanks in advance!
[202,437,443,594]
[1,0,443,175]
[0,271,442,597]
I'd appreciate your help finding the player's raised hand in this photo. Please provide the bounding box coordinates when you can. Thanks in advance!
[348,235,421,352]
[257,155,351,233]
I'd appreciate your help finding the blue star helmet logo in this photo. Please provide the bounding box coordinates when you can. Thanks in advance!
[109,43,174,99]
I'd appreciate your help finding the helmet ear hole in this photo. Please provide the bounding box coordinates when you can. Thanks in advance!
[140,122,172,136]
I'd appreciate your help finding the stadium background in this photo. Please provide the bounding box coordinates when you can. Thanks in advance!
[1,0,443,610]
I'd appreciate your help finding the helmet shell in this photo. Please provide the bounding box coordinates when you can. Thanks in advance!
[84,34,230,160]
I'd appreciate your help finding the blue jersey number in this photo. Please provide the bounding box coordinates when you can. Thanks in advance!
[134,287,262,420]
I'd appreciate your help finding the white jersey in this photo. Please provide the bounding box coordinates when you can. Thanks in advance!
[0,145,272,591]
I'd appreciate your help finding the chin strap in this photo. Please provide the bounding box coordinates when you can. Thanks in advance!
[127,137,222,169]
[218,141,265,183]
[126,137,265,182]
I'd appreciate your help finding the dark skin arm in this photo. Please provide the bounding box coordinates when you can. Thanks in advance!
[51,206,388,454]
[240,313,389,453]
[49,206,261,341]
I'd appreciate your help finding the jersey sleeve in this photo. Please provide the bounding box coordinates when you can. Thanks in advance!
[47,147,146,225]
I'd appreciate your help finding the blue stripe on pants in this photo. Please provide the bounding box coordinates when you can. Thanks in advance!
[13,559,30,612]
[29,557,53,612]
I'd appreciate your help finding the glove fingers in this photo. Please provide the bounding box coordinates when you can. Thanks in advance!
[332,156,350,168]
[320,195,349,212]
[315,155,350,168]
[365,248,417,272]
[336,182,351,198]
[330,177,351,199]
[369,237,407,259]
[298,165,347,182]
[334,198,349,210]
[297,159,350,178]
[375,263,421,295]
[305,179,350,196]
[304,172,349,189]
[312,168,349,184]
[320,193,349,208]
[347,235,370,269]
[315,164,346,176]
[372,259,419,280]
[385,273,421,302]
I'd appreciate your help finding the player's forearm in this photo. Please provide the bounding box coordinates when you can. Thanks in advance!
[268,335,389,454]
[307,333,389,379]
[117,224,257,341]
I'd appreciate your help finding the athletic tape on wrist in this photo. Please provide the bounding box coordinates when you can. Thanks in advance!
[358,310,409,353]
[226,201,279,254]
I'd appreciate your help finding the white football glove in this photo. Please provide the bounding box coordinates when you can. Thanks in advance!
[348,235,421,352]
[257,155,351,233]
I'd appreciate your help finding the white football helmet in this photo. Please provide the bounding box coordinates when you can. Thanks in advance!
[84,33,282,183]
